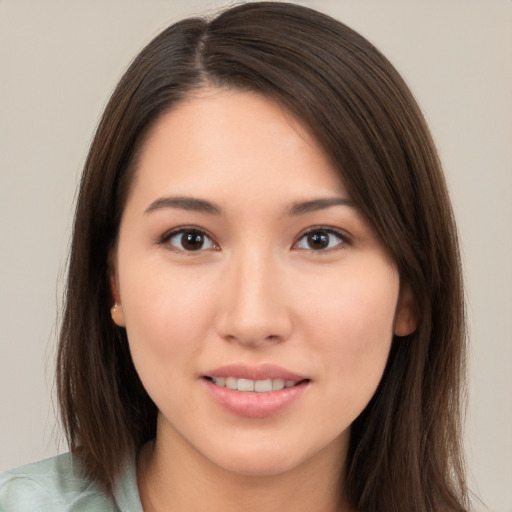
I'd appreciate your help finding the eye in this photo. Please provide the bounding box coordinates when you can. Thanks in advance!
[163,228,218,252]
[294,228,347,251]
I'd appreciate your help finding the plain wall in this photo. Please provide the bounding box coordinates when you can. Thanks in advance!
[1,1,511,510]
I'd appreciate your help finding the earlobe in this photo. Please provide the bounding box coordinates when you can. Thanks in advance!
[394,284,417,337]
[108,256,125,327]
[111,302,126,327]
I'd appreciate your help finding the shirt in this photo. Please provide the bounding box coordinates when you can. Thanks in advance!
[0,452,143,511]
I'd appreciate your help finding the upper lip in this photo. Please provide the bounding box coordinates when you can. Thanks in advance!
[203,363,309,382]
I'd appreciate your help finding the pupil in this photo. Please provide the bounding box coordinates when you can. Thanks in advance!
[308,231,329,249]
[182,231,204,250]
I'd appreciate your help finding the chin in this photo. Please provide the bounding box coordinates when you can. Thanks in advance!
[202,433,344,479]
[214,451,304,478]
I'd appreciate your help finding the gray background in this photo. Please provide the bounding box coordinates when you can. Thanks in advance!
[1,1,511,510]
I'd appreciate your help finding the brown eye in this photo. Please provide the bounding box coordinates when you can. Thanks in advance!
[295,229,345,251]
[167,229,216,252]
[306,231,329,250]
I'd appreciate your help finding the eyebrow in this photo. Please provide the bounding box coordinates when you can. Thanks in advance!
[145,196,222,215]
[287,197,355,215]
[144,195,355,216]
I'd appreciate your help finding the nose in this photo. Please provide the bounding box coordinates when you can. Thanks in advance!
[215,249,293,347]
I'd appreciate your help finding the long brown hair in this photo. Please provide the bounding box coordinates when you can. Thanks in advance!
[57,3,468,510]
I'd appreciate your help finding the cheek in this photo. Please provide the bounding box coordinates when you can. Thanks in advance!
[298,264,398,394]
[119,258,218,379]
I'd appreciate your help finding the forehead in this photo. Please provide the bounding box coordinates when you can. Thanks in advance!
[128,87,347,206]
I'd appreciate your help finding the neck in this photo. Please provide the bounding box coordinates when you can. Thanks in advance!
[137,419,350,512]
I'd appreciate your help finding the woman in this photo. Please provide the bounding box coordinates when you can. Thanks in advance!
[0,2,468,511]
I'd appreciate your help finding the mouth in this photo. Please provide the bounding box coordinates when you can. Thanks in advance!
[201,364,310,417]
[203,376,309,392]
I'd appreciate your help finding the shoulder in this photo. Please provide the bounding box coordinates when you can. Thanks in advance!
[0,453,119,511]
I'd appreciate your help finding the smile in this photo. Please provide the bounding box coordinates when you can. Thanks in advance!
[209,377,299,392]
[202,365,310,417]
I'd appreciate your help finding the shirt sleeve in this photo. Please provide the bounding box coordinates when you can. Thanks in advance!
[0,454,120,512]
[0,474,65,511]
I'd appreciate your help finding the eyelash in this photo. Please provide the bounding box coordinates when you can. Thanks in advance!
[159,225,350,254]
[294,226,350,252]
[159,226,219,253]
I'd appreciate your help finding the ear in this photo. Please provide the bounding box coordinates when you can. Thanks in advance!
[394,283,417,337]
[109,252,126,328]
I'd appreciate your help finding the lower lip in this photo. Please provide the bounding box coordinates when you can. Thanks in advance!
[203,379,309,418]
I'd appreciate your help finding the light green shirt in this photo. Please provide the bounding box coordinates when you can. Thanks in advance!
[0,452,143,511]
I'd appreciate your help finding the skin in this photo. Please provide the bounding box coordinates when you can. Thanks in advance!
[111,87,415,512]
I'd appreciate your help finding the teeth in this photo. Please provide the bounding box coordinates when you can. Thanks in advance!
[272,379,285,390]
[212,377,296,392]
[254,379,272,392]
[225,377,237,390]
[238,378,255,392]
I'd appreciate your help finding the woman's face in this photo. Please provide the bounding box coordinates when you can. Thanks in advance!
[112,88,414,477]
